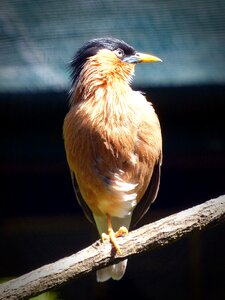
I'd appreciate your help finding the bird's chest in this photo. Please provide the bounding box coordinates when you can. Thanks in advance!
[64,91,157,217]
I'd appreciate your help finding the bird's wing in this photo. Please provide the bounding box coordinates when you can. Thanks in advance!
[130,154,162,229]
[70,171,95,224]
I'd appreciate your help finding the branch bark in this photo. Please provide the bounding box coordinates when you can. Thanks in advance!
[1,195,225,300]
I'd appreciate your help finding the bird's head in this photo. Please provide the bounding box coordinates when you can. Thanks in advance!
[71,37,162,87]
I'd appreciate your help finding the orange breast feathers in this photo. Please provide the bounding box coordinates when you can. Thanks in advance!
[63,76,162,219]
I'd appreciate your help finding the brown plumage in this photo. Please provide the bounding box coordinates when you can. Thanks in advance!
[63,38,162,281]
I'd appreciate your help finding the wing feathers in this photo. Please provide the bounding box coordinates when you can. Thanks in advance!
[130,157,161,228]
[70,171,95,224]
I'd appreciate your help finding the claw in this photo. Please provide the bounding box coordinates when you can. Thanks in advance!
[101,232,109,243]
[115,226,128,237]
[101,214,128,255]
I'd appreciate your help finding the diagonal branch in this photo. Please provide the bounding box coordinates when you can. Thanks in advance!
[0,195,225,300]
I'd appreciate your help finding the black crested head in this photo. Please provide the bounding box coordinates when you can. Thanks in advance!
[70,37,136,85]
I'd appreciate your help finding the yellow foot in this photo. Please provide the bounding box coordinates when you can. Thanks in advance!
[101,225,128,255]
[115,226,128,238]
[101,232,110,243]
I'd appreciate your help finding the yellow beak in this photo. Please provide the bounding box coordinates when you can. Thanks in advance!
[136,52,163,63]
[122,52,162,64]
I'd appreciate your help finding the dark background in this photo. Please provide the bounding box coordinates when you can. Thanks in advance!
[1,0,225,299]
[1,85,224,299]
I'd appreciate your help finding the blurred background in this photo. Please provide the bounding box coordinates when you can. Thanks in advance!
[0,0,225,299]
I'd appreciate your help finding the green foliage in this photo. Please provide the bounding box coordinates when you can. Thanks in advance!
[30,291,58,300]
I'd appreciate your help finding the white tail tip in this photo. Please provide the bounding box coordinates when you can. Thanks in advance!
[96,259,128,282]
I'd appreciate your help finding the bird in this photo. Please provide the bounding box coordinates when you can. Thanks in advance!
[63,37,162,282]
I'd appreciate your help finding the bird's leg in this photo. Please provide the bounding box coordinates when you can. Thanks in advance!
[107,214,122,255]
[101,214,128,255]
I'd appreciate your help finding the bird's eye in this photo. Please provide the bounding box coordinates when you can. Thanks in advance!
[114,48,124,58]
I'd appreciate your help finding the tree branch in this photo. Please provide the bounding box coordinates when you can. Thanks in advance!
[1,195,225,300]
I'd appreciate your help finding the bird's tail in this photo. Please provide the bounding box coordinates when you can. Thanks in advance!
[96,259,128,282]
